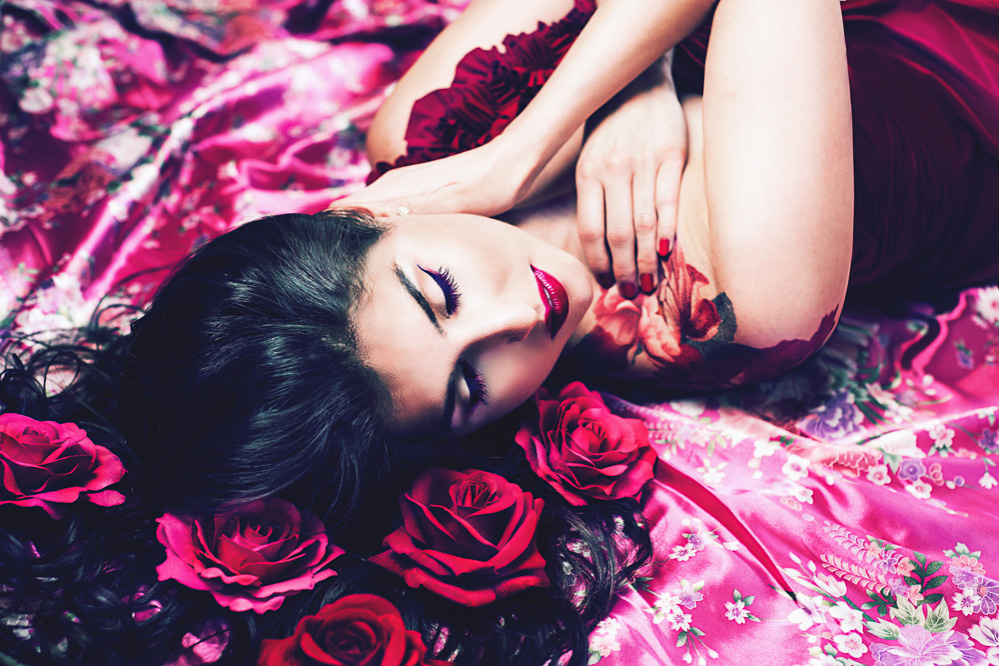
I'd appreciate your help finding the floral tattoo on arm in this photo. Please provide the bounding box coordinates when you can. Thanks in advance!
[568,243,838,389]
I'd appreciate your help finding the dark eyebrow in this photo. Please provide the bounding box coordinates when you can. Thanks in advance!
[394,263,442,334]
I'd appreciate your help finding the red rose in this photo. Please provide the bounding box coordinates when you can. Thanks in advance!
[257,594,452,666]
[515,383,656,506]
[369,468,548,607]
[156,498,343,613]
[0,413,126,518]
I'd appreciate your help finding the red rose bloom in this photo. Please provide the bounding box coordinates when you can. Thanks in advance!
[0,413,126,518]
[257,594,452,666]
[515,382,656,506]
[156,498,343,613]
[369,468,548,607]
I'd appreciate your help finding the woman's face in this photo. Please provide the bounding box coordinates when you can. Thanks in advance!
[355,213,593,439]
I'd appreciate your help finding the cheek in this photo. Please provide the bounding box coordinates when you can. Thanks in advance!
[482,347,559,420]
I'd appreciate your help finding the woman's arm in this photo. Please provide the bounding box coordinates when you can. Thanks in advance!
[572,0,853,387]
[702,0,853,347]
[339,0,716,218]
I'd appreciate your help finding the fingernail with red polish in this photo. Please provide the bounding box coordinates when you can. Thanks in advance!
[658,238,671,257]
[620,282,638,300]
[640,273,654,294]
[597,273,615,289]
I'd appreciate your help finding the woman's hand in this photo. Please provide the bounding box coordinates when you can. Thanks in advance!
[575,59,687,297]
[334,137,536,219]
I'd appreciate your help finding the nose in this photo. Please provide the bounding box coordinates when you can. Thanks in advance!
[460,295,544,349]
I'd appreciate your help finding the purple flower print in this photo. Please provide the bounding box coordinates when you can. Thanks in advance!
[871,626,986,666]
[969,576,999,615]
[872,548,902,573]
[897,459,927,482]
[957,346,975,370]
[977,429,999,454]
[888,577,910,596]
[801,389,864,440]
[676,580,703,609]
[951,566,983,589]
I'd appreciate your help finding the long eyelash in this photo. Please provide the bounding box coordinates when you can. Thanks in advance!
[461,362,489,409]
[419,266,461,315]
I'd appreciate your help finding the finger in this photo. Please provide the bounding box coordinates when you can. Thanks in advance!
[603,174,637,298]
[331,188,413,219]
[632,168,659,294]
[575,173,614,289]
[654,154,684,262]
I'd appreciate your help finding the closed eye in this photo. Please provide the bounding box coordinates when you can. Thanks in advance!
[419,266,460,315]
[461,361,488,414]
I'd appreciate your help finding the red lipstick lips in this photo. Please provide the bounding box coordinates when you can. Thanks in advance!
[532,265,569,339]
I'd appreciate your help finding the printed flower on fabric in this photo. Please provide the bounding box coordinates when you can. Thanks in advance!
[156,498,342,613]
[369,468,548,607]
[871,626,985,666]
[257,594,452,666]
[515,382,656,506]
[0,413,126,519]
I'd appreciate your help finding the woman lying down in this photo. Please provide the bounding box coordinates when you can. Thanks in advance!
[1,0,997,664]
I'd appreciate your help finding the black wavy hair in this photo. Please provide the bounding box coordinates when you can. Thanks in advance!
[0,209,653,666]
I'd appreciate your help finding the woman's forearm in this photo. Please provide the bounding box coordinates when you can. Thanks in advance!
[499,0,716,185]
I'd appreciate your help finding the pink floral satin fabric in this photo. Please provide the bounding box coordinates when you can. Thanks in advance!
[586,288,999,665]
[3,2,999,665]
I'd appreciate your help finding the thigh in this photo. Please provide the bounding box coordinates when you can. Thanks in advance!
[367,0,576,165]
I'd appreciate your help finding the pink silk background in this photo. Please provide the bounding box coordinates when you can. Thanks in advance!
[2,1,999,665]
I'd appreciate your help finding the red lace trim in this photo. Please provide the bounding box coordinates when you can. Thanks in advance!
[368,0,596,183]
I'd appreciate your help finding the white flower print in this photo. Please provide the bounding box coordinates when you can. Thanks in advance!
[970,616,999,647]
[648,592,682,624]
[828,602,865,634]
[972,286,999,328]
[671,399,706,417]
[668,612,692,632]
[870,430,924,459]
[725,600,749,624]
[813,574,847,598]
[833,633,868,658]
[698,459,727,487]
[905,480,932,499]
[953,591,983,616]
[791,485,814,504]
[866,464,891,486]
[782,454,810,482]
[929,423,956,455]
[982,473,998,490]
[754,439,781,458]
[787,595,828,630]
[672,543,698,561]
[589,617,622,658]
[807,654,839,666]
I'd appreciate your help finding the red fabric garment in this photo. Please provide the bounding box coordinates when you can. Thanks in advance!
[378,0,999,299]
